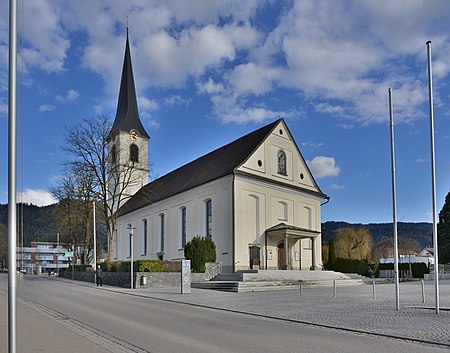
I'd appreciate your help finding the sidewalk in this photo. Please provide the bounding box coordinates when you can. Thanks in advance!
[84,278,450,347]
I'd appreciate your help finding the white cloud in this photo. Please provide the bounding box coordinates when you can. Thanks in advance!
[19,189,57,206]
[38,104,55,112]
[301,141,323,149]
[329,183,345,190]
[307,156,341,179]
[66,89,79,102]
[163,95,191,107]
[416,158,427,163]
[139,96,159,111]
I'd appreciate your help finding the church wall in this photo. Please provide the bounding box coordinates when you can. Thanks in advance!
[234,175,322,271]
[115,175,234,271]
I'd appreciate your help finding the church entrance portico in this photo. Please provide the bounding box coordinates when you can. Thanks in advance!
[265,223,321,271]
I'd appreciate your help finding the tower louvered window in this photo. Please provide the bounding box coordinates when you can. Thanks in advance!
[130,144,139,162]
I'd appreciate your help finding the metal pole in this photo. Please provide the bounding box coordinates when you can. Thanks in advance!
[299,280,303,296]
[388,88,400,311]
[71,243,75,280]
[93,201,97,284]
[8,0,18,351]
[426,41,440,315]
[56,233,59,276]
[421,279,426,304]
[372,280,376,300]
[333,280,336,298]
[129,226,134,289]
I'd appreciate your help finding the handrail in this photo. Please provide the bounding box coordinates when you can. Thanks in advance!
[206,261,222,279]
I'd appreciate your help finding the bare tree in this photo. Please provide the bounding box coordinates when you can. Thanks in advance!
[61,114,146,261]
[335,227,372,261]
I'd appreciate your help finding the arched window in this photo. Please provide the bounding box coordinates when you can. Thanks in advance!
[130,144,139,163]
[110,145,117,164]
[277,150,287,176]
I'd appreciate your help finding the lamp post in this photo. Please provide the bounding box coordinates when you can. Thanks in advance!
[127,225,136,289]
[93,201,97,284]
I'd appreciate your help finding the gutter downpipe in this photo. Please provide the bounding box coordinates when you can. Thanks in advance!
[232,173,236,273]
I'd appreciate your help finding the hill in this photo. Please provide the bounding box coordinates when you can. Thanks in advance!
[0,203,62,245]
[321,221,433,249]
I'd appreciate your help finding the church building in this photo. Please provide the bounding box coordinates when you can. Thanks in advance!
[111,32,328,273]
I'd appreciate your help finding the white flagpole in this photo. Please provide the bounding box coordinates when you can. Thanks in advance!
[426,41,440,314]
[8,0,18,351]
[388,88,400,311]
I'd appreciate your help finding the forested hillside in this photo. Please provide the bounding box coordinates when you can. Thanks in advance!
[0,203,62,245]
[321,221,433,249]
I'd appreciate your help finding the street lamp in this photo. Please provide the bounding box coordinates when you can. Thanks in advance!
[127,225,136,289]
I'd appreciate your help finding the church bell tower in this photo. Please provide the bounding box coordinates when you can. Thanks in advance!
[107,28,150,210]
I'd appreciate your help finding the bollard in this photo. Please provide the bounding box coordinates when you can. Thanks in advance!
[299,280,303,296]
[421,279,426,304]
[372,280,376,300]
[333,279,336,298]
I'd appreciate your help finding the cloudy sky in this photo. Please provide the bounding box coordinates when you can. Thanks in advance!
[0,0,449,223]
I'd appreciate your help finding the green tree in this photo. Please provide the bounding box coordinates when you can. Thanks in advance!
[438,191,450,264]
[184,236,216,273]
[328,236,336,270]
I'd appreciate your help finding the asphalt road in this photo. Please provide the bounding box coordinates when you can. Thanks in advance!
[0,275,446,353]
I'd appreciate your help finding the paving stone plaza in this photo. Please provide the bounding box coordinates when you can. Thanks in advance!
[105,278,450,347]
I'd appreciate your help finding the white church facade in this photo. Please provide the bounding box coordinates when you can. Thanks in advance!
[111,32,328,273]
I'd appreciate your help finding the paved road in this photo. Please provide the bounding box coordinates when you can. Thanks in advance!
[1,275,449,353]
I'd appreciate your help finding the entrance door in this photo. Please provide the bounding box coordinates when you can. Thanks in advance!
[249,246,261,270]
[277,243,286,270]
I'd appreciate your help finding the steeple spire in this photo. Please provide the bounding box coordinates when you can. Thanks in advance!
[109,28,150,140]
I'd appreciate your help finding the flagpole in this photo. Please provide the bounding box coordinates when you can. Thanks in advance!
[388,88,400,311]
[93,201,97,284]
[426,40,440,314]
[8,0,18,351]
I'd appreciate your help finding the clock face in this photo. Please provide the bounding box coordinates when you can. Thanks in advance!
[130,130,139,141]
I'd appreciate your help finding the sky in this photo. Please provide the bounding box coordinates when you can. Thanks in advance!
[0,0,449,224]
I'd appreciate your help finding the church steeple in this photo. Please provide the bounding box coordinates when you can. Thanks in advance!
[109,29,150,140]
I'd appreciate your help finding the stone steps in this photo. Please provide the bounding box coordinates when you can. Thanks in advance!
[192,270,372,292]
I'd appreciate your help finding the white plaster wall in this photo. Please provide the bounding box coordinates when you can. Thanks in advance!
[234,175,323,271]
[115,175,234,271]
[108,130,149,212]
[234,120,324,271]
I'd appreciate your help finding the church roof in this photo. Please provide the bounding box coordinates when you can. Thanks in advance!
[118,119,282,216]
[109,31,150,140]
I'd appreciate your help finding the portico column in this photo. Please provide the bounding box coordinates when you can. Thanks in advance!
[285,234,289,270]
[310,237,318,270]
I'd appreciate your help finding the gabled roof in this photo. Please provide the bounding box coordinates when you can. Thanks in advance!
[118,119,281,216]
[108,31,150,140]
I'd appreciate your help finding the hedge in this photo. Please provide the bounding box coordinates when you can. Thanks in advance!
[378,262,429,278]
[98,260,165,273]
[332,258,371,277]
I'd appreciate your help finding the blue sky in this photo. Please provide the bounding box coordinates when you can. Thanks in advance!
[1,0,449,224]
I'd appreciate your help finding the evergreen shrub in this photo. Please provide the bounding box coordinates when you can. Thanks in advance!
[184,236,216,273]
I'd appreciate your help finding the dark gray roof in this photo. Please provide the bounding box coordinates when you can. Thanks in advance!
[109,32,150,140]
[118,119,281,216]
[266,222,320,235]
